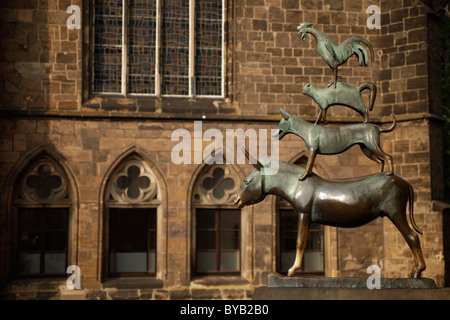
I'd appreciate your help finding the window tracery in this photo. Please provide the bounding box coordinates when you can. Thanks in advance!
[16,158,69,205]
[105,157,159,205]
[192,165,240,205]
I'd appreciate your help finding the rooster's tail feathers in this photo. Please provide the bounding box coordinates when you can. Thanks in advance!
[342,37,375,63]
[353,44,369,65]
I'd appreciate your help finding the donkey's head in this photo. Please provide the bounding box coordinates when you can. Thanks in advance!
[234,148,268,208]
[272,108,291,140]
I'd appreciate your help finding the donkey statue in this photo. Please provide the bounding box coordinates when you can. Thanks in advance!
[234,150,426,278]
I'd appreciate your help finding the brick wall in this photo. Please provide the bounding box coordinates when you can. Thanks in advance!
[234,0,382,119]
[0,0,82,111]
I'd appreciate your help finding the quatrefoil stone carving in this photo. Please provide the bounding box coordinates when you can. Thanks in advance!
[202,167,235,200]
[117,165,151,200]
[20,161,67,204]
[107,159,158,204]
[193,165,240,205]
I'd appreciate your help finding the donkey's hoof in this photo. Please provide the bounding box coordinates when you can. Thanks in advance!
[287,268,296,277]
[411,267,423,279]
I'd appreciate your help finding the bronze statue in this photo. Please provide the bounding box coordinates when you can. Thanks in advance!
[297,22,374,87]
[235,22,427,283]
[234,150,426,279]
[274,108,395,181]
[303,81,377,124]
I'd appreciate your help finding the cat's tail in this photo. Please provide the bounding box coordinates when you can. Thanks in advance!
[358,82,377,111]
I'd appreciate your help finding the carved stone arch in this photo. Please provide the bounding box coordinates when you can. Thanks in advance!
[188,148,245,206]
[16,158,69,205]
[3,144,79,209]
[1,144,80,277]
[99,146,167,281]
[105,157,159,205]
[100,146,167,206]
[192,165,241,205]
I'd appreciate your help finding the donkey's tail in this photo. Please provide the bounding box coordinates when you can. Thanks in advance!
[357,82,377,111]
[380,113,396,133]
[408,183,422,235]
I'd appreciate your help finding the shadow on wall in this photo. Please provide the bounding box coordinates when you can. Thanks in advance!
[0,4,52,110]
[443,206,450,287]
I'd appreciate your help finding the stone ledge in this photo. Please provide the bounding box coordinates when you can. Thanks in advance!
[268,273,437,289]
[102,277,164,289]
[191,275,250,287]
[0,109,444,124]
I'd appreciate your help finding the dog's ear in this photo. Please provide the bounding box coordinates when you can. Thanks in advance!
[279,108,290,120]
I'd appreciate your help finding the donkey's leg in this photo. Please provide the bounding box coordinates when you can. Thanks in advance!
[299,149,317,181]
[288,213,310,277]
[388,212,426,279]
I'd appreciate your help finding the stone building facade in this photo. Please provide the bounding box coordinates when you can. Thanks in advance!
[0,0,448,299]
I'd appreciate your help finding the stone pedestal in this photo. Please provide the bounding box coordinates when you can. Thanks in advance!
[252,273,450,300]
[267,273,436,289]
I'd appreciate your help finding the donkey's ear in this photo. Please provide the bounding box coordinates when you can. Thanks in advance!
[279,108,290,120]
[240,146,262,170]
[253,160,263,170]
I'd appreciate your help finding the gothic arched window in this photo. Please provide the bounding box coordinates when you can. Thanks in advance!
[14,157,71,276]
[192,164,241,275]
[104,156,160,276]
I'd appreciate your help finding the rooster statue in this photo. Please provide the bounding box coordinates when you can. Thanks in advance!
[297,22,374,87]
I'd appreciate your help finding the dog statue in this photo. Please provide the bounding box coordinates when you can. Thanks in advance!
[274,108,395,181]
[303,81,377,124]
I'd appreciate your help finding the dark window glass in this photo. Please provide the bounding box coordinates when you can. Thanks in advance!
[195,0,222,96]
[109,208,156,275]
[17,208,68,276]
[93,0,223,96]
[93,0,123,93]
[161,0,190,95]
[128,0,157,94]
[196,209,240,274]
